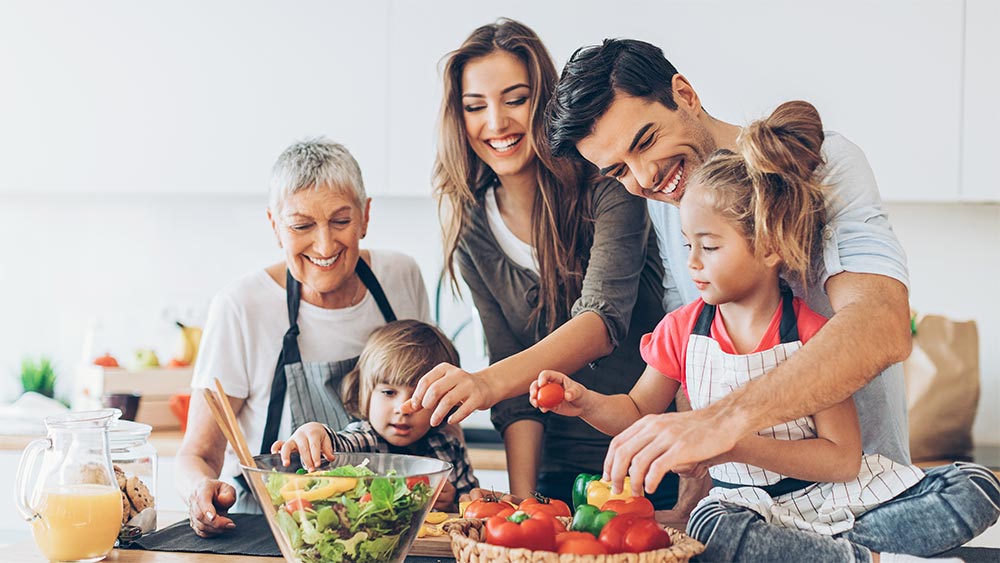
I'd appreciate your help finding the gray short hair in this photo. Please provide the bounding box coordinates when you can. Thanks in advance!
[268,138,366,212]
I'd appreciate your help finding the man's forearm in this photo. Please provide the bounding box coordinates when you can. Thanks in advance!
[707,273,911,439]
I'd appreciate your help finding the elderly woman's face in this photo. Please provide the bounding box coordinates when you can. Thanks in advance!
[268,186,370,308]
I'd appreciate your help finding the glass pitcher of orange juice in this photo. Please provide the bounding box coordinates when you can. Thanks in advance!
[16,409,124,562]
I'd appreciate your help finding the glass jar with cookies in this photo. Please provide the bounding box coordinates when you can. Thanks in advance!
[109,420,158,534]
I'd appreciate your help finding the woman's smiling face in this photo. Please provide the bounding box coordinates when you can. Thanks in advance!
[461,50,537,183]
[269,186,370,308]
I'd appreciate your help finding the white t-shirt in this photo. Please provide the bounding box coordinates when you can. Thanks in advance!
[191,249,431,479]
[484,187,539,273]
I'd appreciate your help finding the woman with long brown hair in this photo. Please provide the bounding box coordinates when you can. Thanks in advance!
[405,19,681,508]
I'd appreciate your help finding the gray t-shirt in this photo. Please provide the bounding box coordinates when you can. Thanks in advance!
[648,131,911,464]
[456,177,666,474]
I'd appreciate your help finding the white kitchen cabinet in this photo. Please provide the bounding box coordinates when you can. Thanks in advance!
[387,0,964,201]
[962,0,1000,202]
[0,1,389,196]
[0,1,969,201]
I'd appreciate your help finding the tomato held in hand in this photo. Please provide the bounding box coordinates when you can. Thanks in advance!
[464,495,516,519]
[535,382,564,410]
[518,492,572,518]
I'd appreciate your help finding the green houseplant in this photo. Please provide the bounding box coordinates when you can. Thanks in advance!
[21,357,57,398]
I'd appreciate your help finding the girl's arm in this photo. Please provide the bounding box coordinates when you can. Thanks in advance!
[534,365,680,437]
[723,396,863,483]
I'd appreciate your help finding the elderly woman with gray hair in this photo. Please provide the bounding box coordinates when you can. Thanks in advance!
[176,138,431,536]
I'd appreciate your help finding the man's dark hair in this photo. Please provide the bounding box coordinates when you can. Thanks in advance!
[547,39,680,158]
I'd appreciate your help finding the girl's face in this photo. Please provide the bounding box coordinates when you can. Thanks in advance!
[461,50,537,184]
[680,188,779,305]
[268,187,370,309]
[367,383,433,447]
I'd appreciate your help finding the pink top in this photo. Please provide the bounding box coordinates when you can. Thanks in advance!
[640,296,827,395]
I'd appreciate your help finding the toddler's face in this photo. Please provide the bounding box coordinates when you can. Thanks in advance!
[368,383,433,447]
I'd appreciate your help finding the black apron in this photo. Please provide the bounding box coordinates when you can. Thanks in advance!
[233,258,396,512]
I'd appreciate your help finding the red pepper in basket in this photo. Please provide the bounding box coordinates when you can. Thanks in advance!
[598,513,672,553]
[484,510,558,552]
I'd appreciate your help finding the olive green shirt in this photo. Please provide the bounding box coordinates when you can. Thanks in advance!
[455,178,666,474]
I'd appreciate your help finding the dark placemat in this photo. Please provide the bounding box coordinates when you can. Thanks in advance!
[130,513,456,562]
[131,513,279,556]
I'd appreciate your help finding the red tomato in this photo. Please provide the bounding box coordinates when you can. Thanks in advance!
[406,476,430,489]
[464,496,516,519]
[600,496,655,519]
[598,514,671,553]
[485,511,558,552]
[518,493,572,518]
[360,492,372,503]
[284,498,313,515]
[556,531,609,555]
[535,382,564,410]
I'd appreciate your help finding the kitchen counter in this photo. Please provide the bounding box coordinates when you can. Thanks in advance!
[8,511,453,562]
[0,431,508,471]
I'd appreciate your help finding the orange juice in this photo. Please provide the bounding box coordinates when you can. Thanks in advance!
[30,484,122,562]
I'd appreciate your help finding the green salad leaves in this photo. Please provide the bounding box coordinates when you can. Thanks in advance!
[266,462,433,563]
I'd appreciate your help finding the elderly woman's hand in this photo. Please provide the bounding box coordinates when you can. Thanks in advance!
[401,362,497,426]
[187,478,237,537]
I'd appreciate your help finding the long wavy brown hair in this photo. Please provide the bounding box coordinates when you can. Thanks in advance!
[434,18,592,332]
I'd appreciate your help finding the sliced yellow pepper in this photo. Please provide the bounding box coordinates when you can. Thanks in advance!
[424,511,449,525]
[279,474,357,502]
[586,476,636,508]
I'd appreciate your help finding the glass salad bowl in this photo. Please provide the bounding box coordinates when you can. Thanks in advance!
[242,452,452,563]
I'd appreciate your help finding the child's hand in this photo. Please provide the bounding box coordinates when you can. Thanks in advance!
[271,422,334,472]
[434,480,457,511]
[528,370,587,417]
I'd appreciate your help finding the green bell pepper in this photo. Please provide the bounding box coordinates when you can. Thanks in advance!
[569,503,618,537]
[573,473,601,509]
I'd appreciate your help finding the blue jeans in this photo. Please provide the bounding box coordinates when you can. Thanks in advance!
[687,462,1000,562]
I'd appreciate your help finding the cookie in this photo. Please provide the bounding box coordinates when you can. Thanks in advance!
[120,491,131,525]
[124,476,154,513]
[113,464,127,490]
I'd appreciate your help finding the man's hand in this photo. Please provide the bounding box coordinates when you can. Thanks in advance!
[401,362,497,426]
[604,409,736,496]
[187,478,237,537]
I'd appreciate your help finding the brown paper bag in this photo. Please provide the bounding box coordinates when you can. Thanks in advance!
[903,314,980,462]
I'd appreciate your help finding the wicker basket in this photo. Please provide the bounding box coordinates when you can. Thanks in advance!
[445,517,705,563]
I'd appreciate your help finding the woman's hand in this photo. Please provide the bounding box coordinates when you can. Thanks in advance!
[272,422,334,471]
[187,478,237,537]
[528,370,589,417]
[401,362,497,426]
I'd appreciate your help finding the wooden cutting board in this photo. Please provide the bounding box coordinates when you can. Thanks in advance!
[408,513,460,558]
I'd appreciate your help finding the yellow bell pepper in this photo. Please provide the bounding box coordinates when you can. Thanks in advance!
[586,476,637,508]
[279,474,357,502]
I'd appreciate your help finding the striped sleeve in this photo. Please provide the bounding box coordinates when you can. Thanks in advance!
[324,421,382,453]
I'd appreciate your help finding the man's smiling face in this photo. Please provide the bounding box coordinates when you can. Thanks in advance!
[575,90,717,206]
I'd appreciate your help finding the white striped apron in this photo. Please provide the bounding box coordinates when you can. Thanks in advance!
[688,289,924,535]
